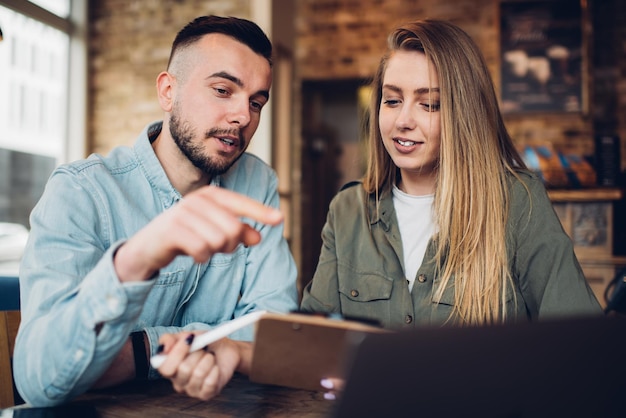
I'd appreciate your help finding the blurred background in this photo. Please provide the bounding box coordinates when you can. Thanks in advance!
[0,0,624,303]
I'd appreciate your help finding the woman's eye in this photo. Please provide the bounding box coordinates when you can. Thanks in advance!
[421,102,441,112]
[382,99,400,106]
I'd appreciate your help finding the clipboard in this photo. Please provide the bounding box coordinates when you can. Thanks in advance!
[249,311,387,391]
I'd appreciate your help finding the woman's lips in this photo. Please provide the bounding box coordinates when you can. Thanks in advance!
[393,137,422,153]
[397,139,417,147]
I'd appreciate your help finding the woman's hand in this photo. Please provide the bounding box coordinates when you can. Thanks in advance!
[320,377,346,400]
[155,332,252,401]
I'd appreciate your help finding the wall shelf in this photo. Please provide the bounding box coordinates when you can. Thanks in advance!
[547,187,625,307]
[547,188,623,202]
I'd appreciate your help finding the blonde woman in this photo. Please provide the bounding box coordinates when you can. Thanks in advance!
[300,19,601,329]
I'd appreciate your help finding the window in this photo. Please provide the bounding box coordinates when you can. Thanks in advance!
[0,0,85,228]
[28,0,70,18]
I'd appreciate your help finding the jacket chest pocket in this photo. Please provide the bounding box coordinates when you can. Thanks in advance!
[431,275,456,306]
[337,264,393,322]
[430,275,520,321]
[429,275,456,322]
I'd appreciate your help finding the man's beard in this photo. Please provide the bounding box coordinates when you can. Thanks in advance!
[169,111,245,177]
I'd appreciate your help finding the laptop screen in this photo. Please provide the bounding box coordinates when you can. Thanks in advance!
[332,315,626,418]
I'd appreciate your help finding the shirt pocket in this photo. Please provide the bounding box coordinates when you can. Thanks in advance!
[431,275,456,306]
[337,264,393,321]
[153,266,187,287]
[141,266,187,326]
[207,245,246,269]
[430,275,519,321]
[203,245,247,290]
[429,275,456,322]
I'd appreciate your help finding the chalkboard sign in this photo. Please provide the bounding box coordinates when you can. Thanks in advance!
[500,0,584,113]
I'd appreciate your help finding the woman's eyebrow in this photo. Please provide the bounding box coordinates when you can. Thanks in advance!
[414,87,440,95]
[382,84,440,95]
[382,84,401,94]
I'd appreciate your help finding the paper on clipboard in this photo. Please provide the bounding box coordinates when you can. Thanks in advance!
[150,310,266,369]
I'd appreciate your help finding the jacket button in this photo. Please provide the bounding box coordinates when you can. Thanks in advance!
[417,274,427,283]
[351,289,359,297]
[405,315,413,324]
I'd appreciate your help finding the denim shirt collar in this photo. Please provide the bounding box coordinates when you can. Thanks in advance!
[133,121,222,209]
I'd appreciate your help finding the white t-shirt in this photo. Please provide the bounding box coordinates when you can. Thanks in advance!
[392,185,436,292]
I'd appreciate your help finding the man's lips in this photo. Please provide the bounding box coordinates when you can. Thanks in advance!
[218,136,238,147]
[207,128,244,151]
[212,134,243,152]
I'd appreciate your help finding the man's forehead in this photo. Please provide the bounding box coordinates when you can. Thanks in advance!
[172,34,271,87]
[174,33,266,63]
[196,34,269,69]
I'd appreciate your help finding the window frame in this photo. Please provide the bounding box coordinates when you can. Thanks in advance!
[0,0,87,163]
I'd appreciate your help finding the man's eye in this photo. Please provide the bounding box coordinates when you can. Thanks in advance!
[214,88,229,95]
[250,101,264,112]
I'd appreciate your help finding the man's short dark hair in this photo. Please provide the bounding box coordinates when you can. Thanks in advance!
[168,15,273,68]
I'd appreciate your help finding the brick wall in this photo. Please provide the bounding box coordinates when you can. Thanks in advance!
[295,0,626,172]
[88,0,252,155]
[296,0,497,80]
[88,0,626,173]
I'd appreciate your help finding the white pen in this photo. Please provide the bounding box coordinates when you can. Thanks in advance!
[150,310,267,369]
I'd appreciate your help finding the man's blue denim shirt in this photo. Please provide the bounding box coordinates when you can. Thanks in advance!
[14,122,298,406]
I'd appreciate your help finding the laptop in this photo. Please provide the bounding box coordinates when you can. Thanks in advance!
[332,315,626,418]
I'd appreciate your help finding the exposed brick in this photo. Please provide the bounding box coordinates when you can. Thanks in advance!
[295,0,626,171]
[88,0,252,153]
[89,0,626,172]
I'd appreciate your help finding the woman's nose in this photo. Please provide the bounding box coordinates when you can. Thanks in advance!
[395,104,416,130]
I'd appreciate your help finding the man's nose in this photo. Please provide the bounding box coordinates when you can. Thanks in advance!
[226,99,251,127]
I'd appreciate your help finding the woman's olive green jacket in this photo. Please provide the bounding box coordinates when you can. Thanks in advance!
[300,171,602,328]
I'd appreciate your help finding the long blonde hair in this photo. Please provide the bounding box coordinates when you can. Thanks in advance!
[363,19,527,324]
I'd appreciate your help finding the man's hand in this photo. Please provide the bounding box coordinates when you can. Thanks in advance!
[156,332,252,401]
[113,185,283,282]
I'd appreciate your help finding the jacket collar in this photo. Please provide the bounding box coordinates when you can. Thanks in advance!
[366,186,395,232]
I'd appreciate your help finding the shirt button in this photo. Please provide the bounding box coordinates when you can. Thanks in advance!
[405,315,413,324]
[417,274,427,283]
[106,294,119,311]
[350,289,359,297]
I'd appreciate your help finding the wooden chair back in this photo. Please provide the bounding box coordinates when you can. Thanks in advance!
[0,310,20,408]
[0,274,21,408]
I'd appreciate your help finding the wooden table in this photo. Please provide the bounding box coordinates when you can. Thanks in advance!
[6,374,335,417]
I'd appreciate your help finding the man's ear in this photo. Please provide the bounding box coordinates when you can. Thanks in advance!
[156,71,175,112]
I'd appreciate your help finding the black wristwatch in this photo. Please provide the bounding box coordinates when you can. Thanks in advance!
[131,331,149,379]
